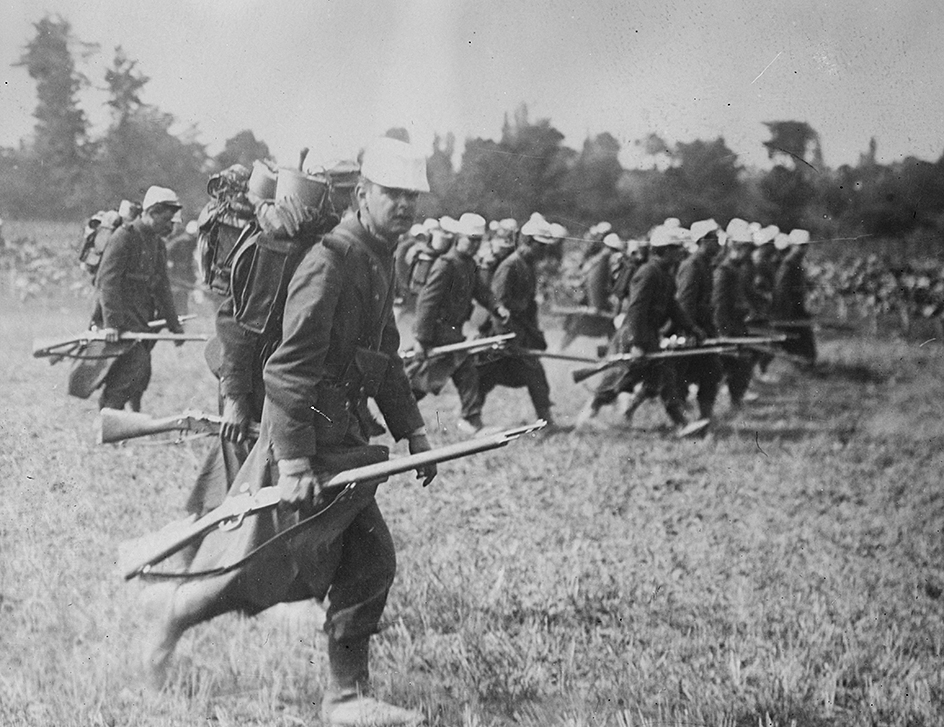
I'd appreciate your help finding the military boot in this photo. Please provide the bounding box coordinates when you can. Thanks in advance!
[321,637,423,726]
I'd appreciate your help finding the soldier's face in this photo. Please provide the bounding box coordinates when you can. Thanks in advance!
[359,181,419,241]
[455,234,482,257]
[146,205,179,237]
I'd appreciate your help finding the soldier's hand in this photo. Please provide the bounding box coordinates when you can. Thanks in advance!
[221,394,252,443]
[277,457,320,509]
[691,326,707,344]
[613,313,626,330]
[495,305,511,324]
[413,343,430,361]
[630,345,646,359]
[102,327,121,343]
[408,432,437,487]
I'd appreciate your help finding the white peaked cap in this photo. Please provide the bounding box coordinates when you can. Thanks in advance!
[422,217,440,231]
[603,232,624,250]
[142,186,182,211]
[663,217,681,229]
[590,221,612,237]
[690,219,720,242]
[360,137,430,192]
[488,220,500,232]
[439,216,458,234]
[754,224,780,246]
[499,218,519,232]
[409,223,430,238]
[185,220,200,236]
[650,225,688,248]
[550,223,568,240]
[788,228,812,245]
[521,212,551,237]
[118,199,139,218]
[725,218,754,244]
[748,221,762,233]
[774,232,791,250]
[450,212,487,237]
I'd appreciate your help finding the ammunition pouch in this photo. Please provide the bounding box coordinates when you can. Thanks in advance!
[354,347,389,398]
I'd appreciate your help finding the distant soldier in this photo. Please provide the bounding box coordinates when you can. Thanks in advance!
[559,231,623,350]
[474,212,556,427]
[713,218,756,413]
[407,212,498,434]
[90,186,184,412]
[674,219,724,423]
[751,224,780,379]
[772,228,817,364]
[611,237,650,314]
[575,225,707,436]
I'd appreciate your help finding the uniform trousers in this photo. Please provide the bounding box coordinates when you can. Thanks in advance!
[99,341,152,411]
[474,353,552,415]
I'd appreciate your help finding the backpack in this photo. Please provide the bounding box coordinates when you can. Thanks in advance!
[79,210,122,278]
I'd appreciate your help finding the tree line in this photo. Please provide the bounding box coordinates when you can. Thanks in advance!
[3,14,944,258]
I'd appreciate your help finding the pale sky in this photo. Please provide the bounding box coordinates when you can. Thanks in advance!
[2,0,943,171]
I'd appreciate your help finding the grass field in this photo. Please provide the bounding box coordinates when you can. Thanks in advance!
[1,222,943,726]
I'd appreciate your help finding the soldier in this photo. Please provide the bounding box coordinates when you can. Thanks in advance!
[751,224,780,380]
[91,186,184,411]
[713,218,756,413]
[611,236,650,314]
[560,231,623,350]
[473,212,556,427]
[142,137,435,727]
[407,212,499,434]
[674,219,724,423]
[772,228,817,363]
[575,225,707,436]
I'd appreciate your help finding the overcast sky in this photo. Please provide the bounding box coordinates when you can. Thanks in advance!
[2,0,943,172]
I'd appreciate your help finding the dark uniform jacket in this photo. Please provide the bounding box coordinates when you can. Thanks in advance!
[414,248,493,346]
[262,215,424,461]
[676,252,717,337]
[490,249,547,350]
[581,249,615,311]
[621,257,695,351]
[772,249,810,320]
[713,259,751,336]
[92,220,179,332]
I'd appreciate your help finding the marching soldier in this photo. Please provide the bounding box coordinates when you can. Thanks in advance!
[773,228,817,363]
[713,218,756,413]
[407,212,498,434]
[473,212,556,427]
[90,186,184,411]
[143,137,435,727]
[575,225,707,436]
[675,219,724,423]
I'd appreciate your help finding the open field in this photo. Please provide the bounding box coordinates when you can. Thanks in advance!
[2,261,944,724]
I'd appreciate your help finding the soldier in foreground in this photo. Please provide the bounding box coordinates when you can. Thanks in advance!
[141,137,435,727]
[91,186,184,411]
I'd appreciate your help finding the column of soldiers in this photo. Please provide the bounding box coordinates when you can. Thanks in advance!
[82,136,818,725]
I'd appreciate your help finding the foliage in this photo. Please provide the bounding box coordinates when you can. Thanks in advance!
[212,130,272,174]
[8,14,92,217]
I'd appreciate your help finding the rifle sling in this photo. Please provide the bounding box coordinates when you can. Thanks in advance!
[138,483,359,580]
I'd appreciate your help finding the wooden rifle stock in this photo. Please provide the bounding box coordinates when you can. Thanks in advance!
[96,408,261,444]
[33,322,207,360]
[118,420,546,580]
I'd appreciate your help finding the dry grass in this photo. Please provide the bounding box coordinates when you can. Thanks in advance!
[1,221,943,726]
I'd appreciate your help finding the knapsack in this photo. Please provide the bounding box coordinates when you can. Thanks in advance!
[79,210,122,278]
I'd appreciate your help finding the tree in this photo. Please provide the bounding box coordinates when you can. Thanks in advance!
[91,46,207,215]
[13,14,92,216]
[213,130,271,172]
[664,137,743,224]
[557,132,624,227]
[759,121,824,230]
[762,121,823,170]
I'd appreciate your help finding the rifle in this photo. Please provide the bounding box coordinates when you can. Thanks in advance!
[399,333,515,361]
[33,315,206,361]
[727,343,815,366]
[547,305,616,319]
[703,335,789,346]
[768,318,857,332]
[118,420,546,580]
[571,346,737,384]
[519,349,599,364]
[96,408,260,445]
